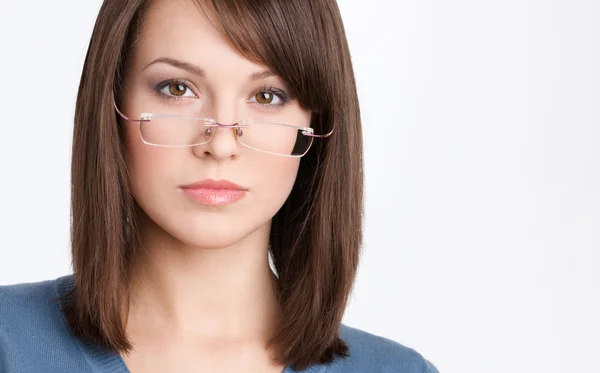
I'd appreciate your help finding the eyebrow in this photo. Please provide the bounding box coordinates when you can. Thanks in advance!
[142,57,276,81]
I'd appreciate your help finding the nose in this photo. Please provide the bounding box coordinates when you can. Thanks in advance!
[192,103,241,160]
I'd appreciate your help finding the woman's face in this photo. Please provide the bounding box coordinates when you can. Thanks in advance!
[121,0,309,248]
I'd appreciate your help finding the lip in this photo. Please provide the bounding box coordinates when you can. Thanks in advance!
[180,178,247,206]
[181,179,247,190]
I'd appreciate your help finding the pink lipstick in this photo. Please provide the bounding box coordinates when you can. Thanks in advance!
[180,179,247,206]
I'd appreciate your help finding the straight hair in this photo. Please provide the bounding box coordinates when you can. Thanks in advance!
[58,0,363,370]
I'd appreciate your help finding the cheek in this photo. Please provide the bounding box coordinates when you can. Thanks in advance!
[252,155,301,210]
[124,124,180,201]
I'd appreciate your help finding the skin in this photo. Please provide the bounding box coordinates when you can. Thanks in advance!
[118,0,311,371]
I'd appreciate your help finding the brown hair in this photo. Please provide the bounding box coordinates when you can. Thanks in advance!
[58,0,363,370]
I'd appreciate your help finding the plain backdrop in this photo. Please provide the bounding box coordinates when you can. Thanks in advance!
[1,1,598,372]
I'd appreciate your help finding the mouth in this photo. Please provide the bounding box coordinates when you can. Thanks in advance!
[179,178,248,206]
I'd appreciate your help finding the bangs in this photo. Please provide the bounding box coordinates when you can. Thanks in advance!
[193,0,332,113]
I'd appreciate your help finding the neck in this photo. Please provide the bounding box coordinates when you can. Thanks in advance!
[125,213,281,346]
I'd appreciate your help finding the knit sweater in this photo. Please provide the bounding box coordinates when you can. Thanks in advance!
[0,274,439,373]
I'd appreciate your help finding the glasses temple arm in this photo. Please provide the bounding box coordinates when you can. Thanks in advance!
[112,95,132,121]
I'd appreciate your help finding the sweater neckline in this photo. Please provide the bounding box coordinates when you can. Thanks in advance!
[53,274,319,373]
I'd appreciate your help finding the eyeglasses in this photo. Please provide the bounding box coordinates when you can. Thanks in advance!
[113,99,333,158]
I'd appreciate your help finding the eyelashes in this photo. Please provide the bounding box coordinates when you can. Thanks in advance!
[156,79,196,99]
[152,79,291,112]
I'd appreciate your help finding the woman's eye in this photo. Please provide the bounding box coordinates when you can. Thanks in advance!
[249,91,283,105]
[159,82,196,98]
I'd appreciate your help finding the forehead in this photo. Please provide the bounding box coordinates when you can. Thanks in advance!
[134,0,266,80]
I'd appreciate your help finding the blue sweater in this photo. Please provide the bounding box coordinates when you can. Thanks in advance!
[0,275,439,373]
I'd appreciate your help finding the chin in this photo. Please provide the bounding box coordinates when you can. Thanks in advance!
[146,213,269,251]
[178,231,256,250]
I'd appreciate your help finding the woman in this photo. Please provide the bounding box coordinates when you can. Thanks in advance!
[0,0,438,372]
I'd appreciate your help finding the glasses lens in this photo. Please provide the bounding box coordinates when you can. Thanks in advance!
[140,116,214,146]
[139,116,313,156]
[237,121,313,156]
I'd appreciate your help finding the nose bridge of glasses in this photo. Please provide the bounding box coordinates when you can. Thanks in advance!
[208,121,248,129]
[203,120,245,145]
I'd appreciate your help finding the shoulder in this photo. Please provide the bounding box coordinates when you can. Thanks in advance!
[0,275,81,369]
[0,275,77,335]
[327,323,439,373]
[0,276,68,326]
[0,275,97,373]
